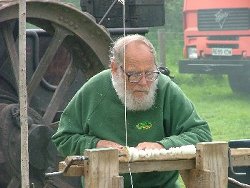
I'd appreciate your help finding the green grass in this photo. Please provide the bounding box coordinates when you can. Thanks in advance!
[61,0,81,9]
[179,75,250,141]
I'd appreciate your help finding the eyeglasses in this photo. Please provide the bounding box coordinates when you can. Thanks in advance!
[120,66,160,83]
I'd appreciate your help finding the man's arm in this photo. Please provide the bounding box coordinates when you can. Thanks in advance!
[52,90,100,157]
[158,81,212,149]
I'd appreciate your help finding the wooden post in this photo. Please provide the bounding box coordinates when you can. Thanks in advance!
[182,142,228,188]
[19,0,29,187]
[84,148,122,188]
[112,176,124,188]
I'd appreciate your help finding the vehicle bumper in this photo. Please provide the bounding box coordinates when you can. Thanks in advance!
[179,59,250,74]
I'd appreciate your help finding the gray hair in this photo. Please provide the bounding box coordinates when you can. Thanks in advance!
[109,34,157,65]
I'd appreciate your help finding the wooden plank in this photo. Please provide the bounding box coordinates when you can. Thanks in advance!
[59,159,195,175]
[231,155,250,167]
[58,145,250,178]
[59,162,84,176]
[119,159,195,174]
[231,148,250,156]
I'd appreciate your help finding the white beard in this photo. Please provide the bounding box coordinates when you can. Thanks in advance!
[111,69,158,111]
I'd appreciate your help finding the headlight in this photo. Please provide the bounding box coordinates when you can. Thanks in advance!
[187,47,198,59]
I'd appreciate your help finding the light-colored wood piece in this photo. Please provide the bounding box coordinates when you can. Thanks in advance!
[230,148,250,167]
[119,159,195,174]
[186,169,215,188]
[84,148,120,188]
[231,148,250,156]
[59,162,84,176]
[194,142,228,188]
[58,146,250,177]
[112,176,124,188]
[57,142,249,188]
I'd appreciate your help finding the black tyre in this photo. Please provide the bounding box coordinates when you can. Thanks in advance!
[228,70,250,94]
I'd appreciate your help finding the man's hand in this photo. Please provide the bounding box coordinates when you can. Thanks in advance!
[136,142,164,150]
[96,140,124,151]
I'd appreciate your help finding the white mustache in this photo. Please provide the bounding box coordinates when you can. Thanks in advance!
[134,90,149,93]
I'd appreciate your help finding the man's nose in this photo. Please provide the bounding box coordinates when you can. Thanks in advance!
[138,74,148,85]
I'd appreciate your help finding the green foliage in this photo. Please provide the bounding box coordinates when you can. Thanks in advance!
[165,0,184,32]
[61,0,80,9]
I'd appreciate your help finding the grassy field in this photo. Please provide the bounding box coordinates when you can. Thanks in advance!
[180,76,250,141]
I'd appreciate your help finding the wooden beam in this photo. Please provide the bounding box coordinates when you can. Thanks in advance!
[119,159,195,174]
[59,162,84,177]
[58,147,250,177]
[59,159,195,176]
[230,148,250,167]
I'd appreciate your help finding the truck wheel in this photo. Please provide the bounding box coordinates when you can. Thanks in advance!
[228,71,250,94]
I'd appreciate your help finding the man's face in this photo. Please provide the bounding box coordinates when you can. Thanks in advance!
[122,41,156,98]
[111,41,158,111]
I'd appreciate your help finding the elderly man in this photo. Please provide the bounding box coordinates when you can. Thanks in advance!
[52,34,212,187]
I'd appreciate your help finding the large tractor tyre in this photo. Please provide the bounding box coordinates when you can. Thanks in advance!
[0,1,112,187]
[228,70,250,94]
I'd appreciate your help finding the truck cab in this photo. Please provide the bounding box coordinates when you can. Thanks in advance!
[179,0,250,93]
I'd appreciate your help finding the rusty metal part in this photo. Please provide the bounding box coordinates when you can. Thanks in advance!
[45,156,88,177]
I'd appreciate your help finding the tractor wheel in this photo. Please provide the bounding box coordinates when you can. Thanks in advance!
[0,1,112,187]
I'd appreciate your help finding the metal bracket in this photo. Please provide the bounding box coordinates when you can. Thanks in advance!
[45,156,88,177]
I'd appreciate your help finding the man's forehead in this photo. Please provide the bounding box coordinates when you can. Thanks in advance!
[125,60,156,71]
[125,40,149,49]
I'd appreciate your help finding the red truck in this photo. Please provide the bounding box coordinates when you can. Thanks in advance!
[179,0,250,93]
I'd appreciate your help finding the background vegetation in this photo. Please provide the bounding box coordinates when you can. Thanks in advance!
[61,0,250,186]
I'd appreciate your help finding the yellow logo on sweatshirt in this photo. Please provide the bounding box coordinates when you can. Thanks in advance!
[136,121,152,130]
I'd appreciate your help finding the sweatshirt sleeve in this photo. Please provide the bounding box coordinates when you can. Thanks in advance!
[51,87,100,157]
[158,81,212,149]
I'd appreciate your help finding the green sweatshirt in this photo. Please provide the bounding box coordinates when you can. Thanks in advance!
[52,69,212,188]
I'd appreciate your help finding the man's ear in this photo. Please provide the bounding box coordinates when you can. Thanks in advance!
[110,60,118,74]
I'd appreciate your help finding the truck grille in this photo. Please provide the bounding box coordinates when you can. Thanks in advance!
[207,44,239,49]
[208,36,239,41]
[198,8,250,31]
